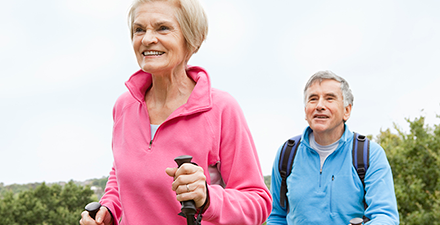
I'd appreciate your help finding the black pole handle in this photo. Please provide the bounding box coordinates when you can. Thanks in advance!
[85,202,101,220]
[174,155,197,225]
[174,155,193,168]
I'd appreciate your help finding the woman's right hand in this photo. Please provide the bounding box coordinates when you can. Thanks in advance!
[79,206,113,225]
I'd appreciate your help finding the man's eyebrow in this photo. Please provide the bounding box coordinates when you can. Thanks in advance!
[307,93,318,99]
[325,93,338,98]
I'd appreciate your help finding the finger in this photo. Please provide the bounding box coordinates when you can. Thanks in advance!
[174,163,201,177]
[80,210,97,225]
[172,173,203,191]
[176,182,192,195]
[95,207,109,224]
[176,181,207,208]
[172,166,205,190]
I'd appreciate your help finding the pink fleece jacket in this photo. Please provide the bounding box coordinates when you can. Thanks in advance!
[100,66,272,225]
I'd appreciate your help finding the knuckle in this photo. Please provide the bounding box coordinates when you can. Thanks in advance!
[174,175,184,183]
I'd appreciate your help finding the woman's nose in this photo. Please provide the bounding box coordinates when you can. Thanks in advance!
[142,31,158,46]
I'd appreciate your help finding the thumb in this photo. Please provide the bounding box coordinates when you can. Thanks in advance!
[95,207,108,224]
[166,167,178,177]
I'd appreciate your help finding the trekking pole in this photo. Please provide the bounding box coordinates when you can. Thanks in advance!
[174,155,198,225]
[85,202,102,220]
[350,217,364,225]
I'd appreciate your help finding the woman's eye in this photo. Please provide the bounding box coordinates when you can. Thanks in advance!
[158,26,170,31]
[134,27,144,33]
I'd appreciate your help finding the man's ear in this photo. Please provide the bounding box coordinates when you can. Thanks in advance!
[343,104,352,122]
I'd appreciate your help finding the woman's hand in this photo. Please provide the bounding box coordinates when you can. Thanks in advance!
[166,163,209,209]
[79,206,113,225]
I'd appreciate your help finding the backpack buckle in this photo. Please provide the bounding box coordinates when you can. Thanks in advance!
[357,135,366,142]
[287,139,296,147]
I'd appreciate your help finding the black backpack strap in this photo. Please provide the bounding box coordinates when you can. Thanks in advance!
[352,132,370,187]
[352,132,370,222]
[278,135,301,209]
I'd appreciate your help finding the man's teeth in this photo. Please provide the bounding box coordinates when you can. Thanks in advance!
[143,51,164,56]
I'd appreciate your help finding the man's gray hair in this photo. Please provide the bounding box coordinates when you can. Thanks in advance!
[303,70,354,107]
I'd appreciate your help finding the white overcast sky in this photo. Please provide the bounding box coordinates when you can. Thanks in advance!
[1,0,440,185]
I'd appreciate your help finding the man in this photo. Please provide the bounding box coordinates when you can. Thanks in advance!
[267,71,399,224]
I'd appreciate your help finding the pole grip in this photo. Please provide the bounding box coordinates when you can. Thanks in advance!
[350,217,364,225]
[85,202,101,220]
[174,155,197,225]
[174,155,193,167]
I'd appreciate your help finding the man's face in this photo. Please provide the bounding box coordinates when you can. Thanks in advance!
[305,79,351,137]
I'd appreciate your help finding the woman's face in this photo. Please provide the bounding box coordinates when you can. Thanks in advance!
[132,1,188,74]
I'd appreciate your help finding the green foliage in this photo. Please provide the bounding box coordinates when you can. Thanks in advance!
[264,175,271,190]
[0,182,41,197]
[90,176,108,191]
[377,116,440,224]
[0,180,96,225]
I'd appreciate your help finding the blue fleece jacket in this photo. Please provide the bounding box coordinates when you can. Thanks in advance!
[267,126,399,224]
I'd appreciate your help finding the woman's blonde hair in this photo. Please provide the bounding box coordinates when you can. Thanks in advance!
[128,0,208,55]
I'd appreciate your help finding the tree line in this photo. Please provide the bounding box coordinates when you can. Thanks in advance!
[0,116,439,224]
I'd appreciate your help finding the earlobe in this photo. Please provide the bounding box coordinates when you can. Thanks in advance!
[343,105,352,121]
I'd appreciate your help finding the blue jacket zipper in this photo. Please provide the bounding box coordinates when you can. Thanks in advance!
[330,175,335,213]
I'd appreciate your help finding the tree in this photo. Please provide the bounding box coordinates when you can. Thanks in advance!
[0,180,96,225]
[377,116,440,224]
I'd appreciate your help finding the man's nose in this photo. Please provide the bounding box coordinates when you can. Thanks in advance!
[316,99,325,110]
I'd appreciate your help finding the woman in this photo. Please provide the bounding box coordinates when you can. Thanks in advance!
[79,0,271,224]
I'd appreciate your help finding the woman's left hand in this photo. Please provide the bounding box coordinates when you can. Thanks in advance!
[166,163,209,209]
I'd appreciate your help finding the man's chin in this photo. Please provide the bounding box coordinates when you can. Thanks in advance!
[310,124,328,132]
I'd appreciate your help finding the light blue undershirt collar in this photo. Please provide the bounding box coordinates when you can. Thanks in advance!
[150,124,160,140]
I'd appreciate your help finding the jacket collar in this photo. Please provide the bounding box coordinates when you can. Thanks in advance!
[125,65,212,116]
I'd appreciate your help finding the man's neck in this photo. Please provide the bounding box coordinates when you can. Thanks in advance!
[313,125,345,146]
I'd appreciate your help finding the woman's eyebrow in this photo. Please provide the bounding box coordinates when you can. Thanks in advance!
[153,20,173,27]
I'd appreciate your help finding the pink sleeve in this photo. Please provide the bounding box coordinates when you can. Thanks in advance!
[202,93,272,224]
[99,164,122,225]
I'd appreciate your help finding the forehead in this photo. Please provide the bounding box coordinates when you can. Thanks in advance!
[306,79,342,95]
[133,1,178,22]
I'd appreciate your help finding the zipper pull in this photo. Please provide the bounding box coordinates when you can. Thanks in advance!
[149,140,152,149]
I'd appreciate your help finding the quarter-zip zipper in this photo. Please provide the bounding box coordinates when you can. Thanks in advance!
[148,124,161,150]
[319,170,322,187]
[143,99,210,151]
[330,175,334,213]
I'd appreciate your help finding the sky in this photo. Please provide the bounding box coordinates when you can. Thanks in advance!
[1,0,440,185]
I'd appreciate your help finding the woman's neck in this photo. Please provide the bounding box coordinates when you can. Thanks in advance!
[148,69,195,103]
[145,67,195,124]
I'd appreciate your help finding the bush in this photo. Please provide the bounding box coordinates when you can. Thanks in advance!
[0,180,96,225]
[377,116,440,224]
